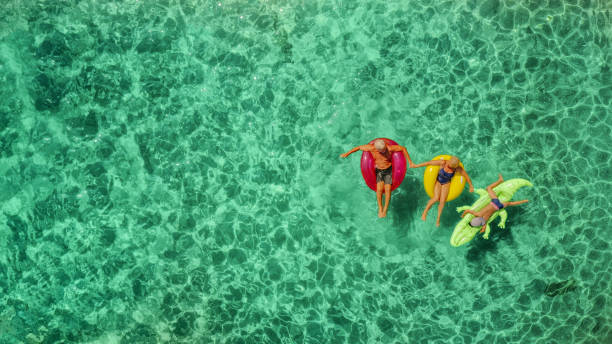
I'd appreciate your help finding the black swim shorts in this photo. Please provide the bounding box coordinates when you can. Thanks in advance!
[375,166,393,185]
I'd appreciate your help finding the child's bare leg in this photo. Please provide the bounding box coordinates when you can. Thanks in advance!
[436,184,451,227]
[376,181,384,217]
[382,184,392,217]
[486,174,504,199]
[504,199,529,207]
[421,183,441,221]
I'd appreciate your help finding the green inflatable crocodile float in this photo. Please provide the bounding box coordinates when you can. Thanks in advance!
[450,178,533,247]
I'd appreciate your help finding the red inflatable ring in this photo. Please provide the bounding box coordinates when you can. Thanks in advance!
[360,138,407,191]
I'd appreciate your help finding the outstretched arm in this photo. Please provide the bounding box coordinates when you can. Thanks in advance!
[459,167,474,192]
[480,222,487,234]
[340,145,370,158]
[391,146,415,167]
[483,224,491,239]
[461,209,478,218]
[411,160,444,168]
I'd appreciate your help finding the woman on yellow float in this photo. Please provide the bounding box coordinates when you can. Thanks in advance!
[412,155,474,227]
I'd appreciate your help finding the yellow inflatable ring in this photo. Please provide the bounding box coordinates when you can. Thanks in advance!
[423,154,466,201]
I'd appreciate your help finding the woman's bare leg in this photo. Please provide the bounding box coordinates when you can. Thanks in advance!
[422,182,441,221]
[436,183,451,227]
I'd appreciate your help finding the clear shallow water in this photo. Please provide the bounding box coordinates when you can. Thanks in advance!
[0,0,611,342]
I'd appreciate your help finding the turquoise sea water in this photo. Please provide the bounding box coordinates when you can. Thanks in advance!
[1,0,611,342]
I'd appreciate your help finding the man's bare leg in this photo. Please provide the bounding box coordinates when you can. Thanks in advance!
[382,184,392,217]
[421,182,441,221]
[436,183,451,227]
[376,181,385,217]
[486,174,504,199]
